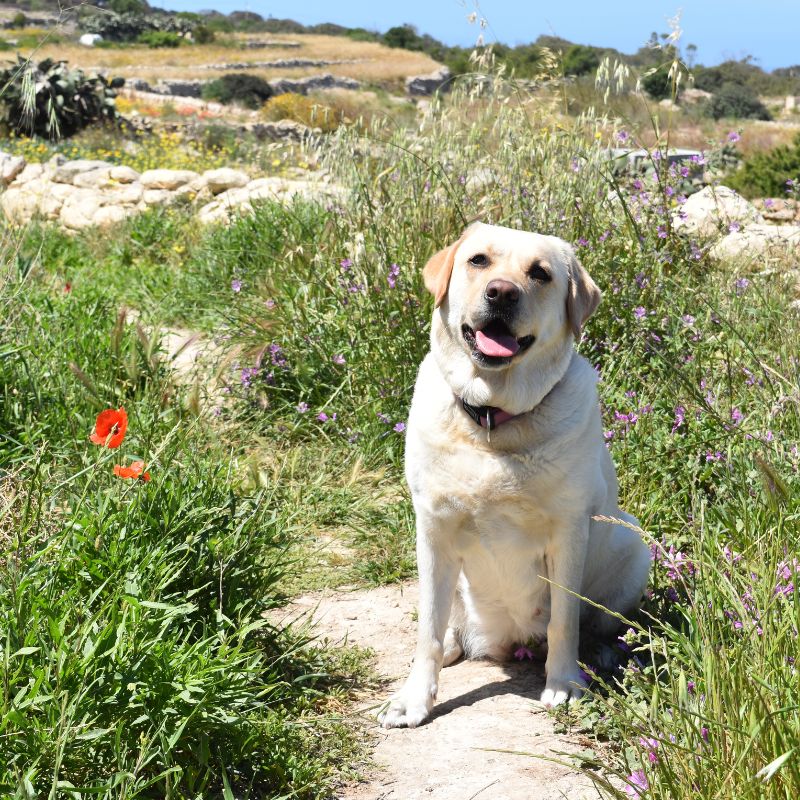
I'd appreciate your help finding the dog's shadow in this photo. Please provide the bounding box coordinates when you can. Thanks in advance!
[426,659,547,723]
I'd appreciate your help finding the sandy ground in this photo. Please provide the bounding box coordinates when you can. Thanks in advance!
[274,583,601,800]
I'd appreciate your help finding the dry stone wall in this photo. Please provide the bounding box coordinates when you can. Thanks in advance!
[0,153,344,231]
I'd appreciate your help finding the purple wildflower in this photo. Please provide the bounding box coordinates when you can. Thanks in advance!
[387,263,400,288]
[393,422,406,433]
[340,258,353,271]
[634,306,647,319]
[616,130,629,143]
[671,405,685,434]
[332,354,346,365]
[727,131,741,143]
[231,279,242,293]
[240,367,258,389]
[624,770,649,798]
[731,407,743,426]
[735,277,750,294]
[296,402,309,413]
[377,413,391,424]
[514,646,534,660]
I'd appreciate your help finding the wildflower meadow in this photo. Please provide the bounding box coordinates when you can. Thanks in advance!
[1,48,799,800]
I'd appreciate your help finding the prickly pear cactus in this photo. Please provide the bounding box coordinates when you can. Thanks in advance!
[0,57,124,140]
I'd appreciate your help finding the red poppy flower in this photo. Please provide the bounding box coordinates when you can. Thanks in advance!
[113,460,150,481]
[90,408,128,448]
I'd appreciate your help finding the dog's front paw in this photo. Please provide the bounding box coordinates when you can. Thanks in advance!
[378,682,435,729]
[539,672,587,708]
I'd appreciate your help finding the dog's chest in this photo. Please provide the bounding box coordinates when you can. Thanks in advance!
[412,431,565,522]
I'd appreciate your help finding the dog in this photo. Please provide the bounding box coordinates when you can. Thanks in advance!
[378,222,651,729]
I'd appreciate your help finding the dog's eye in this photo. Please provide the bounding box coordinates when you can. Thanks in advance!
[468,254,489,267]
[528,262,551,282]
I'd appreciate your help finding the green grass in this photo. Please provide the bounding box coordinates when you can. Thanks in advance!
[2,66,799,798]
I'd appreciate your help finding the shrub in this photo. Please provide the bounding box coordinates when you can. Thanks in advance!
[706,82,771,120]
[727,132,800,197]
[641,65,674,101]
[0,57,122,139]
[262,93,342,132]
[562,44,600,76]
[202,73,273,108]
[137,29,183,48]
[10,11,26,28]
[192,24,215,44]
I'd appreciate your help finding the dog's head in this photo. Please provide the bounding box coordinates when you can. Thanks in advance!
[423,223,601,408]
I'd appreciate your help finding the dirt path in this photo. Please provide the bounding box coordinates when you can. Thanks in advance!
[276,583,600,800]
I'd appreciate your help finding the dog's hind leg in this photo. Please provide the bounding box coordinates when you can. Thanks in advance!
[583,513,650,636]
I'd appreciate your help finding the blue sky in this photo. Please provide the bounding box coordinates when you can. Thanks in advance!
[160,1,799,72]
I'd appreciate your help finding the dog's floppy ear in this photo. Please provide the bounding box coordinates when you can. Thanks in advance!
[566,247,601,339]
[422,234,466,308]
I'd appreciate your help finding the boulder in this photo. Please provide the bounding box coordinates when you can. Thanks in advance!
[102,183,144,206]
[60,191,101,230]
[110,165,140,183]
[406,66,452,97]
[203,167,250,194]
[142,188,175,205]
[140,169,199,190]
[13,162,44,185]
[672,185,764,239]
[0,152,25,185]
[73,167,114,189]
[93,205,131,227]
[710,223,800,261]
[1,187,39,225]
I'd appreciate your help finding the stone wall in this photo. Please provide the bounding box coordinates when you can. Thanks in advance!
[0,153,343,231]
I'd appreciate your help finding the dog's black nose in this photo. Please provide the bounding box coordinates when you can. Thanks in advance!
[485,279,520,306]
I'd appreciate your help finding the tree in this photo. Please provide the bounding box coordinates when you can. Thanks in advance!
[562,45,600,77]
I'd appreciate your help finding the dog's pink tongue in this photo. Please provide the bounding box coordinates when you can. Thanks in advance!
[475,329,520,357]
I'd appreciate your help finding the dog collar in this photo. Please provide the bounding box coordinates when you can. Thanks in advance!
[459,398,523,431]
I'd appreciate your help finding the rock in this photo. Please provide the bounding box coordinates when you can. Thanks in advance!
[140,169,199,190]
[60,191,100,230]
[73,168,113,189]
[93,205,130,227]
[13,162,44,185]
[0,152,25,185]
[196,176,344,225]
[110,165,140,183]
[79,33,103,47]
[710,223,800,261]
[142,188,175,205]
[673,185,764,239]
[1,187,39,225]
[753,198,798,223]
[406,66,452,96]
[52,159,109,184]
[682,87,713,104]
[101,183,143,206]
[203,167,250,194]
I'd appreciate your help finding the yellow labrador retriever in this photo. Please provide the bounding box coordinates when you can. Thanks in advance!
[379,223,650,728]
